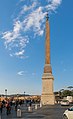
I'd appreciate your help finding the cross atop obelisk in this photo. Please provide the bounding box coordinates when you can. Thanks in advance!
[46,12,49,20]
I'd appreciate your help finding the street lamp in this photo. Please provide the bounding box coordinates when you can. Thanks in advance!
[24,91,25,101]
[5,89,7,100]
[17,94,19,100]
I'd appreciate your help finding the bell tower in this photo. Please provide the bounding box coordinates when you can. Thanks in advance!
[41,14,55,105]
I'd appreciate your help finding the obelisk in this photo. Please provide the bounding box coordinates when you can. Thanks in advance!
[41,14,55,105]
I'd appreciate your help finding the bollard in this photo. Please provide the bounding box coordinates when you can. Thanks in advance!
[40,102,42,108]
[17,109,21,117]
[35,104,38,109]
[28,106,32,112]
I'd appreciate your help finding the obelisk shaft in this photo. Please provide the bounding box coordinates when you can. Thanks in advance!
[44,17,52,74]
[45,18,50,64]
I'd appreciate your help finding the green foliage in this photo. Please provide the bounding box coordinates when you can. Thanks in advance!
[61,90,73,97]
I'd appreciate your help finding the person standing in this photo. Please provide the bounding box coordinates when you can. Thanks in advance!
[0,102,3,113]
[6,102,11,115]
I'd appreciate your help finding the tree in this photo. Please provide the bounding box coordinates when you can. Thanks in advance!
[67,86,73,90]
[61,90,72,97]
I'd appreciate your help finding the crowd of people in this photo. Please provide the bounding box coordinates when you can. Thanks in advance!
[0,99,23,115]
[0,98,40,116]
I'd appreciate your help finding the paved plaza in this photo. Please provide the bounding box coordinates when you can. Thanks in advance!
[0,103,72,119]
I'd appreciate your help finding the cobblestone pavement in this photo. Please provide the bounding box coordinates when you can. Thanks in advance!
[0,104,72,119]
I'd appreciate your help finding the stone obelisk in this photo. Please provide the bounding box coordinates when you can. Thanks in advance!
[41,14,55,105]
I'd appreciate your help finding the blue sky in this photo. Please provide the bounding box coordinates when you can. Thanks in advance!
[0,0,73,95]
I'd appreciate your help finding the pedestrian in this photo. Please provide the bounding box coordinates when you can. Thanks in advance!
[29,100,32,107]
[0,102,3,113]
[15,101,18,111]
[6,102,11,115]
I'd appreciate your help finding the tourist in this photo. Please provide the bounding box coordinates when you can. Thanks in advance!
[6,102,11,115]
[0,101,3,113]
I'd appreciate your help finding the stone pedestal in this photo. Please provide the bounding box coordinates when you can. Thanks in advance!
[41,94,55,105]
[41,65,55,105]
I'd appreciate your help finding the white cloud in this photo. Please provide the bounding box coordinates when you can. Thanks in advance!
[2,0,62,58]
[22,7,46,35]
[2,21,22,42]
[15,50,24,56]
[13,20,22,33]
[46,0,62,12]
[9,54,13,57]
[17,71,24,76]
[20,1,37,14]
[52,0,62,5]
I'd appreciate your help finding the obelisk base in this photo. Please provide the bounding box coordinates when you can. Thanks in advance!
[41,94,55,105]
[41,72,55,105]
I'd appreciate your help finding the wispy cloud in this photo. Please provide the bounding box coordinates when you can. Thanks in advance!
[46,0,62,12]
[2,0,62,58]
[17,71,25,76]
